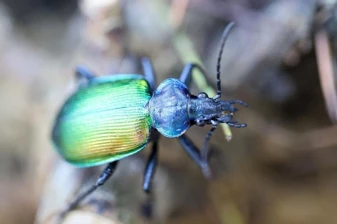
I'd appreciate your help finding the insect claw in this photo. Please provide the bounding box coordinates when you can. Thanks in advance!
[240,123,247,128]
[201,162,212,179]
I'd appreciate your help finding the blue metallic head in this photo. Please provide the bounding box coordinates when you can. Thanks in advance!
[188,92,247,128]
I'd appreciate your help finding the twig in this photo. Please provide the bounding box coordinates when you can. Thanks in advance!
[315,28,337,122]
[168,0,190,29]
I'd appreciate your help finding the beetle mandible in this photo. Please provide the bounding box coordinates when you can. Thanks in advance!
[52,22,247,216]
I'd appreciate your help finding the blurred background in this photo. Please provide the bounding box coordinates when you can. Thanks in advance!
[1,0,337,223]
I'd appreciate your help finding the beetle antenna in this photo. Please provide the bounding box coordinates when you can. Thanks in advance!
[201,125,218,162]
[214,22,235,100]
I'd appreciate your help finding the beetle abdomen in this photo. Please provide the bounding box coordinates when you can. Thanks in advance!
[149,78,190,138]
[52,75,152,167]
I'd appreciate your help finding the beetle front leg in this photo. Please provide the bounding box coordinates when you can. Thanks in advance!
[75,66,96,88]
[179,63,210,88]
[59,161,119,220]
[143,140,159,193]
[75,66,96,81]
[141,140,159,220]
[201,122,218,162]
[141,57,157,90]
[177,134,212,178]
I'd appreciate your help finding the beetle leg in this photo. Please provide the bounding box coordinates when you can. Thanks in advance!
[229,99,249,107]
[201,123,218,162]
[75,66,96,88]
[75,66,96,81]
[59,161,119,219]
[141,57,157,90]
[178,134,212,178]
[179,63,210,88]
[143,140,159,193]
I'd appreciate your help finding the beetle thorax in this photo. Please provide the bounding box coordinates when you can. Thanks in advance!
[149,78,191,138]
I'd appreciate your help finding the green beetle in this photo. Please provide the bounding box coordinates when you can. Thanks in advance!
[52,22,247,218]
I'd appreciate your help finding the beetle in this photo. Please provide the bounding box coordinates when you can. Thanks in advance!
[52,22,247,216]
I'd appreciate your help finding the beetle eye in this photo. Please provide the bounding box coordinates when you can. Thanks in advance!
[198,92,208,98]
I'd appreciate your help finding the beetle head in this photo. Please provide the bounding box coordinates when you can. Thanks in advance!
[215,99,248,128]
[193,93,247,128]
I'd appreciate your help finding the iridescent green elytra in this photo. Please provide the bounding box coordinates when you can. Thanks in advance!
[52,74,152,167]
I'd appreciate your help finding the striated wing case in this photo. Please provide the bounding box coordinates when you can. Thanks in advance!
[52,75,152,167]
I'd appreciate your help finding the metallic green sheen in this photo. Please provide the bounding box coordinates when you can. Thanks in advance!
[52,74,153,167]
